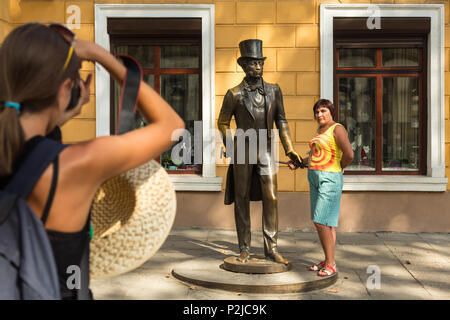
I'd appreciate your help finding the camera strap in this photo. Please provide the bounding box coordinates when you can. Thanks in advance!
[115,55,143,135]
[73,55,143,300]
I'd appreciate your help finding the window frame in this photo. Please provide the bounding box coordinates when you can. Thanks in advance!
[335,47,426,175]
[320,4,447,191]
[110,37,203,175]
[95,4,222,191]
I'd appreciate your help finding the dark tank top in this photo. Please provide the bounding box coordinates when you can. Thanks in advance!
[0,135,92,300]
[43,158,92,299]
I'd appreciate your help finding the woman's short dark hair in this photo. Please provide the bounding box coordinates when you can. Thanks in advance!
[313,99,335,120]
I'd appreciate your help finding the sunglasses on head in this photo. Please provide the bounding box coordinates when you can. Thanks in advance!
[45,23,80,110]
[46,23,77,72]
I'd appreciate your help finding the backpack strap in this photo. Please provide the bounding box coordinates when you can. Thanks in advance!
[0,192,18,225]
[40,156,59,225]
[115,54,142,135]
[5,137,66,199]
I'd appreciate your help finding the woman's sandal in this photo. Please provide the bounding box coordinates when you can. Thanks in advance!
[318,264,337,276]
[308,261,325,271]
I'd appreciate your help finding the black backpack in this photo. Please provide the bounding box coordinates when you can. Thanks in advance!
[0,137,66,299]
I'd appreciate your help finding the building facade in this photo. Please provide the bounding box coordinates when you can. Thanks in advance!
[1,0,449,232]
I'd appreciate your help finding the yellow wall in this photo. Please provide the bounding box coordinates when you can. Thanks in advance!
[0,1,11,41]
[0,0,449,190]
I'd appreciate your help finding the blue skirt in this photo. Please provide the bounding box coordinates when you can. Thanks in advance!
[307,169,343,227]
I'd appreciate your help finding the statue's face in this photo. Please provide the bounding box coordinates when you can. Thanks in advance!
[242,58,264,79]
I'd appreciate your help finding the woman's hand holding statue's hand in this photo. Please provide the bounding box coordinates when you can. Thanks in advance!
[288,161,297,170]
[287,151,307,170]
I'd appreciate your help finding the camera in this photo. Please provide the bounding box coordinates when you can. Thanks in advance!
[66,81,81,111]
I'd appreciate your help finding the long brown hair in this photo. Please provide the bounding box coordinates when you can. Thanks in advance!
[0,23,80,177]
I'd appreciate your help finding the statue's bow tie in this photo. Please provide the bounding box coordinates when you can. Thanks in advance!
[244,82,266,95]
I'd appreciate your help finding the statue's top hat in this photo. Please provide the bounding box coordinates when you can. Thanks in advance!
[238,39,266,64]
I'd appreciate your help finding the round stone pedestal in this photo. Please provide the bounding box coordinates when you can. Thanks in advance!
[172,256,338,294]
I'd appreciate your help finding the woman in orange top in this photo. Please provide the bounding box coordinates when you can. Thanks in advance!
[291,99,353,276]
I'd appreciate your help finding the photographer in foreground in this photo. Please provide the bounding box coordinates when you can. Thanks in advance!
[0,23,184,299]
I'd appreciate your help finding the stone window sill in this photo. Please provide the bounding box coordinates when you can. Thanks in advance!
[343,175,448,192]
[170,175,223,191]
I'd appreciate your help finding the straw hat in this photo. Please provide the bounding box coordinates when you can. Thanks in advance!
[89,159,176,279]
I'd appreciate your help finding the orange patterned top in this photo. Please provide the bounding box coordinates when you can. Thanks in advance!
[308,123,343,172]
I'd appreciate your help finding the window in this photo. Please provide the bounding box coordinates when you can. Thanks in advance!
[336,45,425,174]
[109,18,202,174]
[321,4,447,191]
[95,4,221,191]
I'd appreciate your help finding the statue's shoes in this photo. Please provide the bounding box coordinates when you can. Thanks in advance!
[266,252,290,265]
[237,251,250,263]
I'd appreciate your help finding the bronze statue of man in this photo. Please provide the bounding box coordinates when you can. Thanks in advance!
[218,39,302,264]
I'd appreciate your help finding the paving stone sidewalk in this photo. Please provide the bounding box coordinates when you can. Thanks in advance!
[90,228,450,300]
